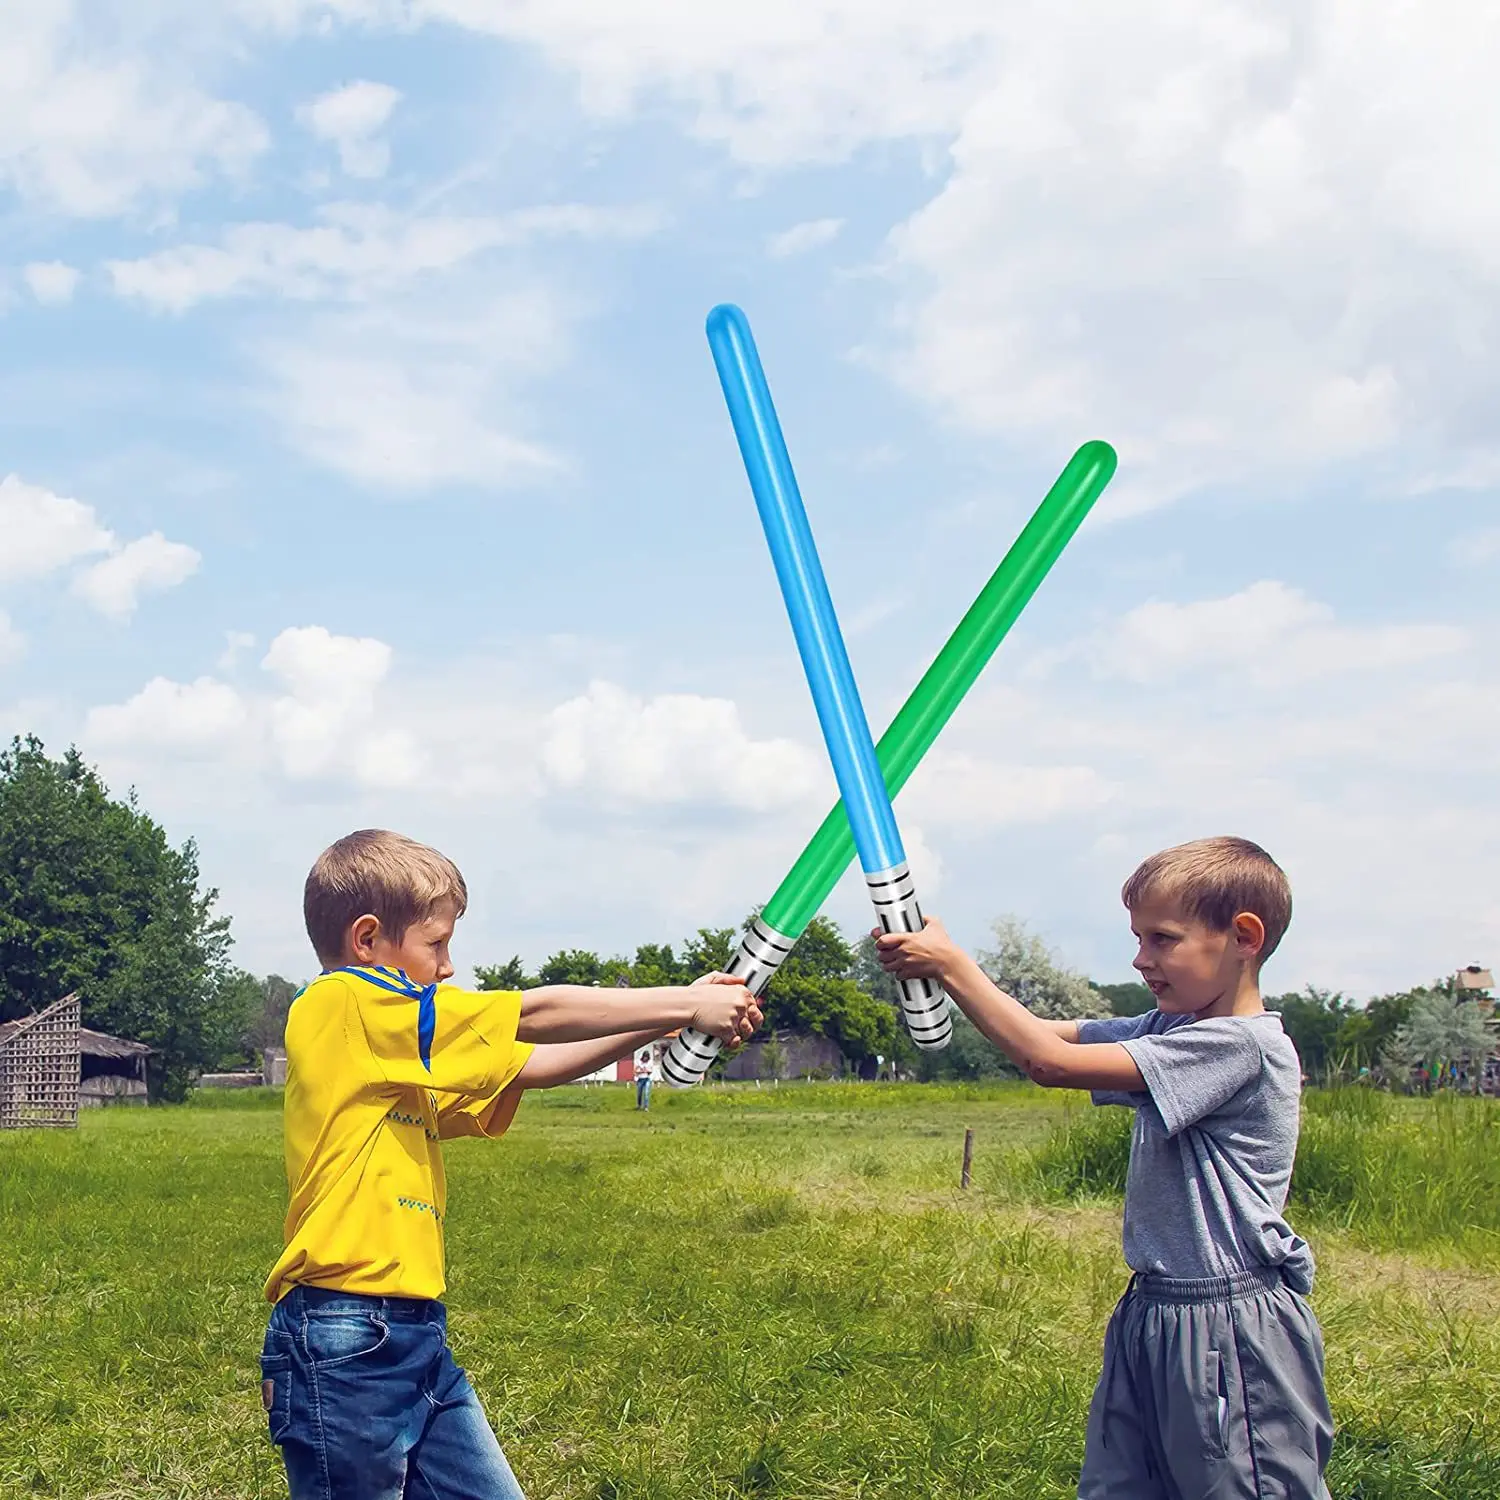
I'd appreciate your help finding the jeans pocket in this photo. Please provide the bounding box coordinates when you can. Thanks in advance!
[259,1351,292,1444]
[305,1312,391,1369]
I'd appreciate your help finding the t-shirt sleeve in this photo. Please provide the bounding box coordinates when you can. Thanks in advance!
[1077,1012,1162,1105]
[1122,1017,1265,1136]
[350,980,528,1096]
[1078,1012,1162,1044]
[433,1064,534,1140]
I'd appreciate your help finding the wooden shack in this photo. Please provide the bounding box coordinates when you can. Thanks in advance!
[77,1027,151,1107]
[0,997,151,1124]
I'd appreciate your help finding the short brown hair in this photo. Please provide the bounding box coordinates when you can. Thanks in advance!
[1121,836,1292,963]
[304,829,468,967]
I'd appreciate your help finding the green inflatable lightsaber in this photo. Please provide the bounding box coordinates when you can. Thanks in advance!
[661,440,1117,1086]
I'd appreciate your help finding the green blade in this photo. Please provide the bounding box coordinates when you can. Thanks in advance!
[762,439,1116,935]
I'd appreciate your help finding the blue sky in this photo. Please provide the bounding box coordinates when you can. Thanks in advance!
[2,1,1496,998]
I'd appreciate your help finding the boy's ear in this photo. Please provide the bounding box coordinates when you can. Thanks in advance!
[1231,911,1265,960]
[348,914,382,960]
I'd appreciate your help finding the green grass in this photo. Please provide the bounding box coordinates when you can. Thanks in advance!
[1016,1085,1500,1258]
[1,1082,1497,1498]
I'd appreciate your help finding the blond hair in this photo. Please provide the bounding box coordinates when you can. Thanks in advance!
[304,829,468,967]
[1121,836,1292,963]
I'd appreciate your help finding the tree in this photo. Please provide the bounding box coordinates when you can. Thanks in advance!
[474,957,534,991]
[630,943,687,987]
[851,931,902,1012]
[758,915,896,1065]
[247,973,299,1055]
[536,948,608,986]
[852,931,1012,1081]
[1094,980,1155,1017]
[0,736,235,1099]
[1341,990,1414,1069]
[1384,987,1495,1083]
[976,916,1108,1022]
[1265,987,1356,1080]
[681,927,737,976]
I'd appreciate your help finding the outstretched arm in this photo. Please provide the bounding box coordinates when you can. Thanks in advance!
[513,1030,664,1090]
[876,921,1142,1092]
[516,977,760,1046]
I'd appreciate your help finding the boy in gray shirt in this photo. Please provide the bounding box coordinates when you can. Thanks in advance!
[877,835,1333,1498]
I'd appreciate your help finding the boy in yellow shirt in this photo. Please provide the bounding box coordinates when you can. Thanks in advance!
[260,829,761,1499]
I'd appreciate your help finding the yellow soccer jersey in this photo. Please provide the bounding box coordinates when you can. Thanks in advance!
[264,967,534,1304]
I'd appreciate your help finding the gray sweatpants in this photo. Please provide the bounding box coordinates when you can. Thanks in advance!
[1079,1267,1333,1499]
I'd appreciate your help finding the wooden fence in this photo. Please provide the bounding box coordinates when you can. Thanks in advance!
[0,993,81,1129]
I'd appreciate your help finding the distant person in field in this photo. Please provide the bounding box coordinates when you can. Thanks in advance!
[634,1047,654,1110]
[877,836,1333,1499]
[260,829,761,1500]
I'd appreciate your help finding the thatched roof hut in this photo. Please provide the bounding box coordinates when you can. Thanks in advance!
[0,1014,151,1110]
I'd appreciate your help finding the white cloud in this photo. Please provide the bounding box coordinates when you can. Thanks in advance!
[70,532,201,620]
[114,200,662,491]
[877,3,1500,511]
[541,680,823,811]
[869,597,1500,994]
[262,625,424,784]
[106,201,661,312]
[81,634,824,818]
[767,217,844,258]
[84,624,425,787]
[258,324,559,490]
[255,285,570,489]
[85,675,248,750]
[0,474,113,582]
[259,0,1500,512]
[73,591,1500,996]
[0,7,267,218]
[218,630,257,670]
[299,79,401,178]
[1065,581,1468,686]
[23,262,80,305]
[389,0,993,165]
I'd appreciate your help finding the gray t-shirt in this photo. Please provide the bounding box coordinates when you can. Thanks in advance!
[1077,1009,1315,1292]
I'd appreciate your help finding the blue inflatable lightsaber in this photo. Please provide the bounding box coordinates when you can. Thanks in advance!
[707,303,952,1050]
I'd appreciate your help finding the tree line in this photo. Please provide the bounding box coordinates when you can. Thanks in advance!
[1,736,1492,1098]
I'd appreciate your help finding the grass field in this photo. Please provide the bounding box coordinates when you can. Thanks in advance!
[2,1081,1497,1499]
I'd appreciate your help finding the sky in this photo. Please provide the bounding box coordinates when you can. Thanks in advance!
[1,0,1497,998]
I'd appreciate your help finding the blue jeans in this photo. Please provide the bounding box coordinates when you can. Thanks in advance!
[261,1287,526,1499]
[636,1078,651,1109]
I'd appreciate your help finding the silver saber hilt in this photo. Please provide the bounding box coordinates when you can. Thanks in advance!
[659,915,793,1088]
[867,863,952,1050]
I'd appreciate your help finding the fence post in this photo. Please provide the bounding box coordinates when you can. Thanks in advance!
[961,1126,974,1189]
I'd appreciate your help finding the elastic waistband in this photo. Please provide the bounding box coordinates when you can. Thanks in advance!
[284,1285,444,1323]
[1131,1266,1288,1305]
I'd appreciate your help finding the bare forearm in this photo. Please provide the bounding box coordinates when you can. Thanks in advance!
[937,954,1073,1080]
[516,985,698,1043]
[518,1029,663,1089]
